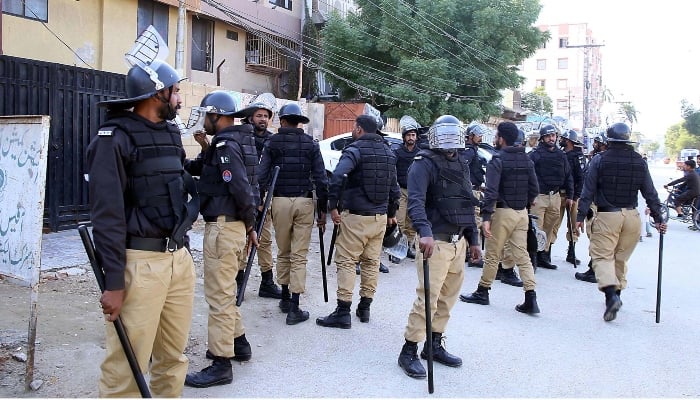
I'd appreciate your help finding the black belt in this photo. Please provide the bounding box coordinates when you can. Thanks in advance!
[126,236,183,253]
[203,215,237,223]
[348,210,384,216]
[496,203,525,211]
[540,189,560,195]
[597,206,635,212]
[275,191,313,198]
[433,233,463,243]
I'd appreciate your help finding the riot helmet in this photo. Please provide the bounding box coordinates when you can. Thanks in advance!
[606,122,633,142]
[593,133,608,145]
[200,91,247,117]
[466,122,489,138]
[515,128,526,146]
[539,124,558,139]
[382,224,402,248]
[560,129,582,148]
[245,92,276,119]
[98,59,183,108]
[278,102,310,124]
[400,115,421,138]
[428,115,465,150]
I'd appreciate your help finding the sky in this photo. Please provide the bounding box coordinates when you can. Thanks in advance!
[536,0,700,141]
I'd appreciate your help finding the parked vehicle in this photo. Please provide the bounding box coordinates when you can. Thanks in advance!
[676,148,700,169]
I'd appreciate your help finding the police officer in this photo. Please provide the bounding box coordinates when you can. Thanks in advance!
[529,124,574,269]
[576,122,666,322]
[398,115,480,379]
[460,122,540,313]
[551,129,586,265]
[88,59,198,397]
[237,93,282,300]
[576,133,608,283]
[316,114,400,329]
[394,116,421,259]
[463,122,488,268]
[258,102,329,325]
[184,91,259,388]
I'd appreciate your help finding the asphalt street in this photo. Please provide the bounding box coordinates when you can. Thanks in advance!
[38,162,700,398]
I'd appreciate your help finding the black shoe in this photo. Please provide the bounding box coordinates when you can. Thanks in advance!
[316,300,352,329]
[398,341,426,379]
[515,290,540,314]
[389,255,401,264]
[233,334,252,362]
[467,258,484,268]
[499,267,524,287]
[356,297,372,323]
[185,357,233,388]
[496,263,505,280]
[356,263,361,275]
[421,333,462,367]
[259,271,282,299]
[279,298,292,313]
[286,306,310,325]
[406,248,416,260]
[537,251,557,270]
[574,267,596,283]
[566,242,581,265]
[379,262,390,273]
[459,285,489,305]
[604,294,622,322]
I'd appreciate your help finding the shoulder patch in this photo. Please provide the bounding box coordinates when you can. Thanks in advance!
[414,155,423,160]
[216,141,226,148]
[220,155,230,164]
[97,127,114,137]
[222,170,232,182]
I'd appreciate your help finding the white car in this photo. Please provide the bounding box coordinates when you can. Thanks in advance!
[319,131,496,174]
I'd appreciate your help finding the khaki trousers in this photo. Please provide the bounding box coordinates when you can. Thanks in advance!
[239,213,274,274]
[334,212,387,302]
[396,188,416,246]
[473,189,483,248]
[99,247,195,398]
[271,196,314,294]
[531,192,561,251]
[480,208,536,291]
[589,209,641,291]
[552,194,580,243]
[204,217,247,357]
[404,238,466,343]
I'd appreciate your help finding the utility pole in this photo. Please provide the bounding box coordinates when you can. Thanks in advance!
[566,43,604,133]
[175,0,186,75]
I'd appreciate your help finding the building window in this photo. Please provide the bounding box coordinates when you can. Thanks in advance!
[559,37,568,48]
[2,0,48,21]
[245,33,298,73]
[557,79,568,89]
[558,58,568,69]
[226,30,239,41]
[536,59,546,70]
[192,17,214,72]
[535,79,545,89]
[137,0,169,44]
[557,99,568,110]
[270,0,293,10]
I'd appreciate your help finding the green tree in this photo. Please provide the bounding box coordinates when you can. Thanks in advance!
[642,141,660,155]
[619,102,638,131]
[521,86,553,114]
[665,122,700,159]
[320,0,548,123]
[680,99,700,136]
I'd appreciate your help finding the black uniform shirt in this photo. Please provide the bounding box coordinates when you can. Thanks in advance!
[481,147,539,222]
[86,112,185,291]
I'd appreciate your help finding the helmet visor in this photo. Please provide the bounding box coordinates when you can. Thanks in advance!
[428,123,465,149]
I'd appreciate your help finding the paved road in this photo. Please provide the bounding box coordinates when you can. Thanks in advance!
[38,163,700,397]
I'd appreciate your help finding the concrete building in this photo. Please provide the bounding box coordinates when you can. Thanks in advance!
[518,23,603,134]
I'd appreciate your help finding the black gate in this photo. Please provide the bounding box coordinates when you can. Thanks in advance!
[0,55,126,231]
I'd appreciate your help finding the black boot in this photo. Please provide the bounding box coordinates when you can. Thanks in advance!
[286,293,309,325]
[499,267,524,287]
[279,285,291,313]
[316,300,352,329]
[574,266,596,283]
[616,289,623,306]
[537,251,557,270]
[459,285,490,305]
[603,285,622,322]
[406,247,416,260]
[389,255,401,264]
[398,341,426,379]
[232,334,252,361]
[496,263,505,280]
[467,258,484,268]
[566,242,581,265]
[379,262,390,273]
[185,355,233,388]
[356,297,372,323]
[421,332,462,367]
[259,270,282,299]
[515,290,540,314]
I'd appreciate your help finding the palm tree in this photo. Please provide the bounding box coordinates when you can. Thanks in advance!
[601,86,615,104]
[619,102,638,131]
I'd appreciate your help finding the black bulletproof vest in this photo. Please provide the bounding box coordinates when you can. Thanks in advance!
[533,145,566,191]
[105,116,187,236]
[394,145,418,188]
[346,133,395,204]
[266,128,316,196]
[499,148,531,209]
[598,147,647,207]
[422,150,475,226]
